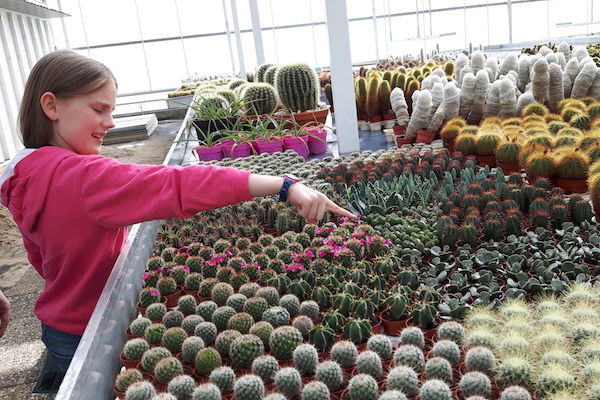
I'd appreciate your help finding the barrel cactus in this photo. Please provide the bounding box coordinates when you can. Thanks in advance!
[274,367,303,399]
[419,380,452,400]
[460,371,492,398]
[249,321,274,348]
[244,296,270,321]
[386,366,419,397]
[229,334,265,368]
[262,306,291,328]
[275,63,319,113]
[209,366,235,394]
[196,301,218,321]
[301,381,330,400]
[191,383,221,400]
[125,381,156,400]
[226,293,248,312]
[255,286,280,306]
[178,295,197,315]
[431,340,461,365]
[356,350,383,380]
[299,300,320,320]
[367,334,393,360]
[140,346,171,372]
[425,357,453,382]
[252,354,279,384]
[167,374,195,399]
[161,327,187,354]
[195,347,222,376]
[499,386,532,400]
[400,326,425,348]
[241,83,278,115]
[393,344,425,371]
[227,312,255,334]
[348,374,378,400]
[115,368,144,393]
[211,306,237,331]
[194,322,218,346]
[379,390,408,400]
[130,317,152,336]
[292,315,314,339]
[465,346,496,374]
[154,356,183,385]
[214,329,242,357]
[331,340,358,369]
[146,303,167,322]
[293,343,319,376]
[123,338,150,361]
[315,360,344,392]
[181,336,205,365]
[269,325,304,360]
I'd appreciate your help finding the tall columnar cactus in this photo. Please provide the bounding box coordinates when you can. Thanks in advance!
[209,366,236,394]
[386,366,419,397]
[348,374,378,400]
[252,354,280,384]
[275,63,319,113]
[467,70,491,124]
[274,367,303,399]
[419,380,452,400]
[390,87,409,126]
[331,340,358,369]
[168,374,196,399]
[407,90,433,139]
[241,83,279,115]
[572,62,598,98]
[125,381,156,400]
[293,344,319,376]
[229,334,265,369]
[315,361,344,392]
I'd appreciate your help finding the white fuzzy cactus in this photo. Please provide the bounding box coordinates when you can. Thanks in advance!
[390,88,409,126]
[545,52,558,65]
[498,53,518,77]
[427,83,460,132]
[455,54,470,87]
[485,57,498,81]
[531,58,550,104]
[571,62,597,98]
[517,54,531,92]
[538,46,553,56]
[467,69,490,124]
[516,91,535,114]
[459,73,476,119]
[498,77,517,119]
[407,90,432,139]
[430,82,444,116]
[548,63,564,113]
[558,41,571,61]
[471,50,486,74]
[589,70,600,98]
[574,46,589,62]
[556,52,567,69]
[483,80,501,118]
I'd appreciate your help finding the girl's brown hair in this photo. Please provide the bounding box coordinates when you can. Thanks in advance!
[18,50,117,148]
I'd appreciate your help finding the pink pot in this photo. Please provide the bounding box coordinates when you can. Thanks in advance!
[222,140,252,159]
[253,139,283,155]
[304,128,328,154]
[282,135,309,158]
[194,144,223,161]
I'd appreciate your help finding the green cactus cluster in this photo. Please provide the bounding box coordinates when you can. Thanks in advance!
[153,356,183,385]
[195,347,222,376]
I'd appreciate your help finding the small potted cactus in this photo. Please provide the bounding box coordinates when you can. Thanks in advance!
[475,132,501,167]
[525,150,555,183]
[588,172,600,218]
[496,137,522,174]
[381,293,410,336]
[553,150,589,193]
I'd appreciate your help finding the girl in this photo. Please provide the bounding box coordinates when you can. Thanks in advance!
[0,50,353,392]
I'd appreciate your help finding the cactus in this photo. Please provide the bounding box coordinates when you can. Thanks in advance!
[214,329,242,357]
[162,310,184,329]
[181,336,204,365]
[125,381,156,400]
[262,306,291,328]
[209,366,235,394]
[224,294,247,313]
[343,319,372,344]
[229,334,265,368]
[154,356,183,385]
[292,315,314,339]
[249,321,274,348]
[241,82,279,115]
[393,344,425,372]
[399,326,425,348]
[243,296,269,322]
[211,282,234,307]
[301,381,330,400]
[167,374,196,399]
[419,380,452,400]
[275,63,319,113]
[348,374,378,400]
[146,303,167,322]
[279,294,301,317]
[331,340,358,369]
[300,300,320,320]
[460,224,478,247]
[239,282,260,298]
[191,383,221,400]
[157,276,177,296]
[315,360,344,392]
[460,371,492,398]
[308,325,336,352]
[144,323,166,345]
[555,151,589,180]
[115,368,144,393]
[211,306,236,331]
[386,366,418,396]
[252,354,279,384]
[140,346,171,372]
[496,356,533,387]
[256,286,280,306]
[123,338,150,360]
[139,288,161,308]
[431,340,461,365]
[496,138,521,163]
[537,363,575,395]
[270,325,303,360]
[356,350,383,380]
[181,315,204,336]
[194,322,218,345]
[476,133,501,156]
[425,357,453,383]
[499,386,532,400]
[227,312,255,334]
[465,346,496,374]
[264,65,279,86]
[161,327,187,354]
[541,349,577,368]
[195,347,222,376]
[293,343,319,376]
[526,151,555,179]
[196,300,218,321]
[274,367,303,399]
[455,134,477,155]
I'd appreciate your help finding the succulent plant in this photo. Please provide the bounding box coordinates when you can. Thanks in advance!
[293,343,319,376]
[195,347,222,376]
[115,368,144,393]
[275,63,319,113]
[214,329,242,357]
[300,300,320,320]
[348,374,378,400]
[252,354,279,384]
[123,338,150,360]
[181,314,204,336]
[279,294,301,317]
[465,346,496,374]
[331,340,358,369]
[130,317,152,336]
[386,366,418,396]
[209,366,235,394]
[211,306,236,331]
[256,286,280,306]
[140,346,171,372]
[144,323,167,345]
[162,310,184,329]
[496,356,533,387]
[229,333,265,369]
[167,374,196,400]
[366,334,393,360]
[191,383,221,400]
[154,356,183,385]
[393,344,425,371]
[227,312,255,334]
[146,303,167,322]
[181,336,204,365]
[139,287,161,308]
[301,381,330,400]
[499,386,532,400]
[262,306,292,328]
[315,360,344,392]
[226,293,248,312]
[249,320,274,348]
[274,367,303,399]
[290,315,314,339]
[400,326,425,348]
[239,282,261,298]
[196,301,218,321]
[161,327,188,354]
[425,357,453,383]
[460,371,492,398]
[356,350,383,380]
[419,379,452,400]
[537,363,575,395]
[125,381,156,400]
[211,282,234,307]
[194,322,218,345]
[244,296,270,321]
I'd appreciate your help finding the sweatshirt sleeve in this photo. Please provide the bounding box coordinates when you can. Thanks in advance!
[77,156,254,228]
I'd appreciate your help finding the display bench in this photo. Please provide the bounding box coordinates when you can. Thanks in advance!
[56,107,199,400]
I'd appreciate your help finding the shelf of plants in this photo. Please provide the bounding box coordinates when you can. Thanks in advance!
[63,43,600,400]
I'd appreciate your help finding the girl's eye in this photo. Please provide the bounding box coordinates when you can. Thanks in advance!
[94,108,103,113]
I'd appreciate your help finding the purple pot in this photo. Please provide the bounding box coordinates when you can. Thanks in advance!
[221,140,253,159]
[282,135,309,158]
[194,144,223,161]
[253,139,283,155]
[305,128,328,154]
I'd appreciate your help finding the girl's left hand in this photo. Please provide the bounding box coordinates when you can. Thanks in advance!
[287,182,355,225]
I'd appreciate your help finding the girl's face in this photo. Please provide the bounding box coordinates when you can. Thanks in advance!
[48,82,117,155]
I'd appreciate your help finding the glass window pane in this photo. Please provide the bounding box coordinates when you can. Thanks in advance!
[136,0,181,41]
[488,4,509,46]
[512,2,549,44]
[271,26,319,66]
[58,0,88,48]
[549,0,592,39]
[176,0,226,36]
[347,0,373,20]
[88,45,149,94]
[183,36,234,77]
[79,0,140,46]
[464,6,487,48]
[144,41,188,90]
[431,9,465,52]
[349,20,377,63]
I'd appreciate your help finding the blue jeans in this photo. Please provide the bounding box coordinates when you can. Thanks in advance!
[35,323,82,393]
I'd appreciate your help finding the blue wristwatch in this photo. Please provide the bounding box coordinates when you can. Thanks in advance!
[278,174,300,202]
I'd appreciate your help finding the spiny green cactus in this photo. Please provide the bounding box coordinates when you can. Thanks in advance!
[419,379,452,400]
[146,303,167,322]
[196,300,218,321]
[293,343,319,376]
[496,356,533,387]
[242,83,279,115]
[367,334,393,360]
[476,133,501,156]
[460,371,492,398]
[393,344,425,371]
[279,294,301,317]
[168,374,196,400]
[123,338,150,360]
[162,310,184,329]
[331,340,358,369]
[301,381,330,400]
[343,319,372,345]
[191,383,221,400]
[242,296,269,322]
[270,325,303,360]
[300,300,320,321]
[537,363,575,395]
[496,139,521,163]
[262,306,291,328]
[195,347,222,376]
[209,366,235,394]
[177,295,197,316]
[308,325,336,352]
[140,346,171,372]
[499,386,532,400]
[227,312,255,334]
[211,306,236,331]
[274,367,303,399]
[315,360,344,391]
[194,321,218,345]
[181,336,204,365]
[214,329,242,357]
[292,315,314,339]
[153,356,183,385]
[379,391,408,400]
[465,346,496,374]
[400,326,425,348]
[252,354,279,384]
[125,381,156,400]
[356,350,383,380]
[211,282,234,307]
[264,65,279,86]
[348,374,378,400]
[181,315,204,336]
[255,286,280,306]
[144,323,166,345]
[115,368,144,393]
[161,327,187,354]
[229,334,265,369]
[139,288,161,308]
[249,321,274,348]
[432,340,461,365]
[157,276,177,296]
[386,366,418,396]
[425,357,453,383]
[275,63,319,113]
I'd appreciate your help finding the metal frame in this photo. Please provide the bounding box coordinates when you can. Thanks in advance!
[55,109,196,400]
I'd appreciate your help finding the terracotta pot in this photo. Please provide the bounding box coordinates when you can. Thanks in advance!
[136,361,154,380]
[371,318,382,335]
[496,161,521,174]
[395,135,415,147]
[443,139,455,153]
[381,316,409,336]
[120,352,139,369]
[164,289,183,308]
[277,106,330,129]
[416,129,436,144]
[114,386,126,400]
[476,154,496,167]
[393,125,407,135]
[125,328,140,340]
[555,177,588,194]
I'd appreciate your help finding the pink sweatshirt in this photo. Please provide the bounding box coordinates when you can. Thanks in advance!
[0,146,253,335]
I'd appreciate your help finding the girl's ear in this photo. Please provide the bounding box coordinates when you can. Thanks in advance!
[40,92,59,120]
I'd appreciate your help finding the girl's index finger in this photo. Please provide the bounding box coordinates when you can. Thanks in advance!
[326,200,356,218]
